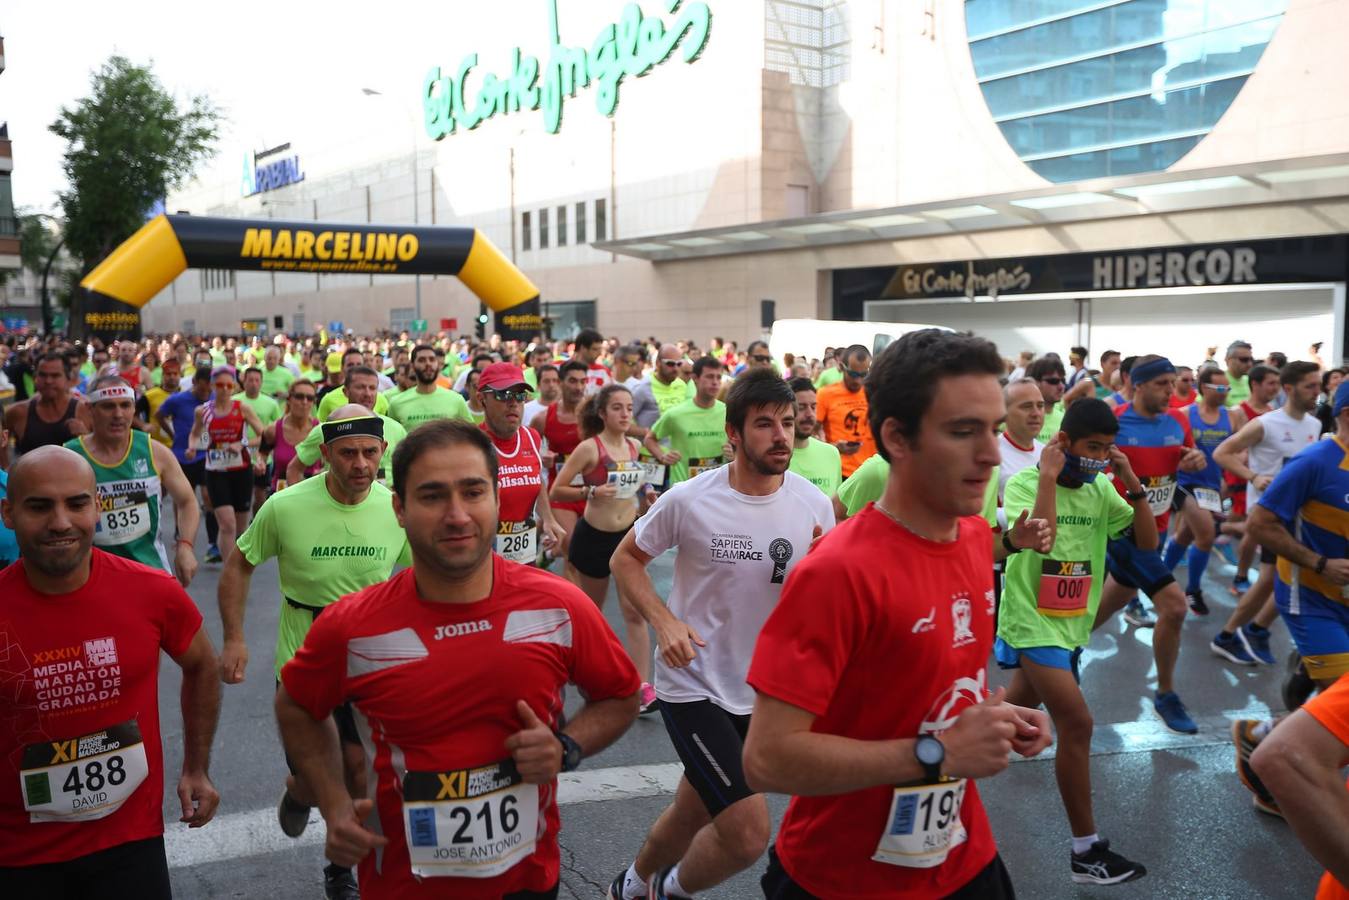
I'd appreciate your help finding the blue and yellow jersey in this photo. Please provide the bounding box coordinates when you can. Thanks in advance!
[1257,437,1349,611]
[1178,403,1230,491]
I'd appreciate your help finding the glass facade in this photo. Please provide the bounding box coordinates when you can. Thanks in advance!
[965,0,1288,181]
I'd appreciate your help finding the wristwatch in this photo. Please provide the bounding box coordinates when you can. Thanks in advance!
[1000,532,1021,555]
[914,735,945,783]
[1124,487,1147,502]
[556,732,583,773]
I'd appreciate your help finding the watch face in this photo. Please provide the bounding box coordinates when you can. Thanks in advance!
[916,736,943,766]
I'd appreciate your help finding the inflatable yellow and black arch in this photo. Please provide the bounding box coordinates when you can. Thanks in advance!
[76,214,543,341]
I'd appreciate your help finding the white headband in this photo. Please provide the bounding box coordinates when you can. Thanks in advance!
[89,385,135,403]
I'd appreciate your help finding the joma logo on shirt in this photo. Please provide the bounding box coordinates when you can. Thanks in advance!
[434,620,492,640]
[310,545,388,560]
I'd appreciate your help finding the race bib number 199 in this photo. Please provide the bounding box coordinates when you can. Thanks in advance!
[402,760,538,879]
[872,778,968,869]
[21,719,149,823]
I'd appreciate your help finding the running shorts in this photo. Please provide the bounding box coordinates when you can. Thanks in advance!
[660,699,754,818]
[760,846,1015,900]
[182,458,206,489]
[1260,546,1277,566]
[1274,583,1349,681]
[253,460,272,490]
[0,836,171,900]
[993,638,1083,684]
[205,468,253,512]
[567,518,631,580]
[1105,535,1175,596]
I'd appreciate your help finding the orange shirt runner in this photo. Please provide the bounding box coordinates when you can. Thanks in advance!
[816,381,875,478]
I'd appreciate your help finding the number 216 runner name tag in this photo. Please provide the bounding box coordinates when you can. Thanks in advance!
[21,719,149,823]
[872,778,967,869]
[402,759,538,879]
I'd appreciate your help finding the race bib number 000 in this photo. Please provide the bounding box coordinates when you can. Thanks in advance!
[21,719,149,823]
[872,778,968,869]
[495,520,538,564]
[402,760,538,879]
[1037,559,1091,617]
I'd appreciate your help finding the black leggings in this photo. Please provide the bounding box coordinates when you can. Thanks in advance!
[0,835,171,900]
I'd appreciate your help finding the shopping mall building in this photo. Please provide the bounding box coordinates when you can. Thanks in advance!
[146,0,1349,364]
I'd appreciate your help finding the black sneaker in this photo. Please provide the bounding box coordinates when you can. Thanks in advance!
[1282,651,1316,711]
[323,864,359,899]
[1071,839,1147,885]
[607,871,628,900]
[277,787,311,838]
[1186,590,1209,616]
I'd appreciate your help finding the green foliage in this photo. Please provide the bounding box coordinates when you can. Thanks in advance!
[18,211,60,273]
[50,55,221,274]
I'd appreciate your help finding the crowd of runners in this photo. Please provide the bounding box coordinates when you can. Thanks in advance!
[1,326,1347,900]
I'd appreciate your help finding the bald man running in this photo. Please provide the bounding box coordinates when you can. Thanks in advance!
[0,447,221,898]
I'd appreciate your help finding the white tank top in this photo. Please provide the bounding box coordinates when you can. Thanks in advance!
[1248,408,1321,505]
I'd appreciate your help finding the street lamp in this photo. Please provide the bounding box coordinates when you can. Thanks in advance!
[361,87,422,326]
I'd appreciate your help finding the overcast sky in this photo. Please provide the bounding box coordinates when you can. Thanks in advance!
[2,2,545,212]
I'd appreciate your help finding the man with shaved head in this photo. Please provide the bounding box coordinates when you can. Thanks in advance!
[219,405,410,900]
[631,343,694,433]
[0,446,221,897]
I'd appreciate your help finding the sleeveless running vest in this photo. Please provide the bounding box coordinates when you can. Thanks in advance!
[17,397,79,454]
[67,431,169,571]
[203,400,250,471]
[1180,404,1231,491]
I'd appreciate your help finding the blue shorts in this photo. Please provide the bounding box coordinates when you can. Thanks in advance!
[1105,536,1175,596]
[994,638,1083,684]
[1274,581,1349,681]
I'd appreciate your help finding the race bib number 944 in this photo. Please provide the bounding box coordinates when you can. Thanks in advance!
[21,719,149,823]
[402,759,538,879]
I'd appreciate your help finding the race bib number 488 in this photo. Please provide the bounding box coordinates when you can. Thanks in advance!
[401,759,538,879]
[21,719,149,823]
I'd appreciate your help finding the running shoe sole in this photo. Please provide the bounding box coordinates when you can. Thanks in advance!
[1231,719,1280,815]
[1252,794,1284,818]
[1210,637,1258,666]
[1071,868,1146,885]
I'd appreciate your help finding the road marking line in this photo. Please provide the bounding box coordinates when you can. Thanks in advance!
[165,710,1264,869]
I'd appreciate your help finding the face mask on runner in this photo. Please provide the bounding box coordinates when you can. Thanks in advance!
[1061,452,1109,484]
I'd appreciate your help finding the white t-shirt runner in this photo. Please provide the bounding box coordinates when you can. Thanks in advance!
[998,433,1043,501]
[1247,407,1321,506]
[634,466,835,714]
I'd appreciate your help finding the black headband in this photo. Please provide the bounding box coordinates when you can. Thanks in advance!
[321,416,384,445]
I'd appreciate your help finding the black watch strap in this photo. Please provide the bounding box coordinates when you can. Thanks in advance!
[556,732,583,773]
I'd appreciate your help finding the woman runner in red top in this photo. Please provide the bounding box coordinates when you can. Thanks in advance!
[552,383,658,712]
[186,366,266,565]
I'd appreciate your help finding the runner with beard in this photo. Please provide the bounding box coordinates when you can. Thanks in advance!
[552,384,659,715]
[786,378,842,497]
[275,420,639,900]
[742,330,1052,900]
[607,369,834,900]
[387,345,473,431]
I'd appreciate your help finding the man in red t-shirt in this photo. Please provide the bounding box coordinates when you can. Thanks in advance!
[477,362,565,565]
[574,328,614,396]
[276,419,640,900]
[1252,674,1349,899]
[744,330,1053,900]
[0,446,221,897]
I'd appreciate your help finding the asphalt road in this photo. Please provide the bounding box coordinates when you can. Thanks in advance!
[153,532,1326,899]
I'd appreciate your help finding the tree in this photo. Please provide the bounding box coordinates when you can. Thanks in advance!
[50,55,220,274]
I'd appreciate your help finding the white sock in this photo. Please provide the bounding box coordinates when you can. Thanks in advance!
[1072,833,1100,855]
[1252,719,1274,740]
[663,864,693,898]
[622,864,644,899]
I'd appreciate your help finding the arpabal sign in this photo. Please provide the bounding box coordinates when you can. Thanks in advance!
[241,143,305,197]
[422,0,712,139]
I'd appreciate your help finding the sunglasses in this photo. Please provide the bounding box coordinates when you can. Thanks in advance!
[752,355,773,364]
[1233,356,1254,363]
[845,368,869,379]
[1204,384,1231,393]
[483,389,529,403]
[291,393,316,401]
[1039,377,1064,385]
[660,360,680,368]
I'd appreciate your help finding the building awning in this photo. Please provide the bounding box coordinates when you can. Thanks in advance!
[593,153,1349,262]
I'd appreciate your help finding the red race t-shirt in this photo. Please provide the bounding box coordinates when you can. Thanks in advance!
[748,506,998,900]
[1112,402,1194,532]
[0,550,202,865]
[280,557,640,900]
[482,424,545,526]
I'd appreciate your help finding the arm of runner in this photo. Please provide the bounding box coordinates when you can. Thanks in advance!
[1109,446,1158,550]
[831,493,848,522]
[67,397,92,436]
[549,441,598,504]
[1248,504,1349,584]
[154,401,176,443]
[535,486,565,551]
[611,529,705,667]
[643,417,681,465]
[171,627,222,827]
[1032,438,1065,545]
[1250,706,1349,887]
[241,405,267,471]
[506,694,638,784]
[1178,446,1207,473]
[1213,419,1265,482]
[275,685,387,867]
[744,688,1023,796]
[153,440,201,587]
[1062,377,1095,406]
[217,551,259,682]
[186,405,206,461]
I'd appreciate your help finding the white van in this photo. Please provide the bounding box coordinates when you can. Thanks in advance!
[768,318,949,366]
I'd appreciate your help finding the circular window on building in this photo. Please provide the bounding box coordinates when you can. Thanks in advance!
[965,0,1289,182]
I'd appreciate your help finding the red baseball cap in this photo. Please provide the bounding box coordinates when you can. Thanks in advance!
[478,362,533,393]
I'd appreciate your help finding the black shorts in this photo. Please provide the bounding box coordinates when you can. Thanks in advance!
[760,846,1015,899]
[1105,535,1175,596]
[182,457,206,489]
[253,461,273,489]
[660,699,754,818]
[1260,545,1277,565]
[206,468,253,512]
[568,517,631,580]
[0,835,171,900]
